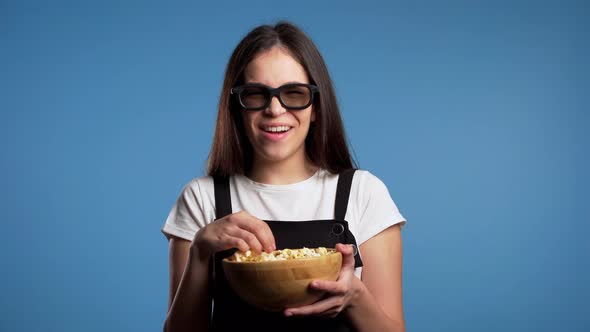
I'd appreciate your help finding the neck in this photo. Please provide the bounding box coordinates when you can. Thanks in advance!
[249,156,318,185]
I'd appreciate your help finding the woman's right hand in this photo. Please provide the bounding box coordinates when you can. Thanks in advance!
[191,210,276,259]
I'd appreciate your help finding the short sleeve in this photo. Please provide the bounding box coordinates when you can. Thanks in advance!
[161,179,208,241]
[355,172,406,245]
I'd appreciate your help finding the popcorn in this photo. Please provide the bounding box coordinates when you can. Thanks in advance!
[229,247,331,262]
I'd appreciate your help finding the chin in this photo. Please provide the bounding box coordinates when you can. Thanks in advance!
[254,145,304,163]
[259,151,293,163]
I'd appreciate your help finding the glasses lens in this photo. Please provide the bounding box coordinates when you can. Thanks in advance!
[240,86,268,109]
[280,85,311,108]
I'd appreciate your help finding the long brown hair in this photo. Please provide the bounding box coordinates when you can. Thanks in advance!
[207,22,357,177]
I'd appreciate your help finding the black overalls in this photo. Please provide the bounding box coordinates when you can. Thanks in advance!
[210,169,363,332]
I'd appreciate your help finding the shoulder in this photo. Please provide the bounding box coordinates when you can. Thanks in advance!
[352,169,390,194]
[348,169,407,242]
[349,169,399,215]
[176,175,216,203]
[182,175,213,193]
[314,168,390,194]
[315,168,339,183]
[182,173,260,199]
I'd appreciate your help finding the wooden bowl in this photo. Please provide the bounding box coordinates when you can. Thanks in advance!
[222,249,342,311]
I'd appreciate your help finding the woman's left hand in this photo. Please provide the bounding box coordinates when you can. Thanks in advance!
[284,243,361,318]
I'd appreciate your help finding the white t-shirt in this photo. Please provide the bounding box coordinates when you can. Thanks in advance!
[161,169,406,276]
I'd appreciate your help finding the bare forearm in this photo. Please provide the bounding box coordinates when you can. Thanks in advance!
[164,250,211,332]
[345,280,405,332]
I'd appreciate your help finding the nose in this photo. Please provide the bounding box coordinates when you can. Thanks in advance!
[264,95,286,116]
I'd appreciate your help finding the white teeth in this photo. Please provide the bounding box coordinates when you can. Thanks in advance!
[263,126,291,133]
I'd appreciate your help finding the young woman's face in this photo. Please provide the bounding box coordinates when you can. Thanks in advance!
[240,47,316,166]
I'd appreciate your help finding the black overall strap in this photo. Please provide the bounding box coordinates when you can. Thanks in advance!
[334,169,356,221]
[213,175,232,219]
[210,175,233,331]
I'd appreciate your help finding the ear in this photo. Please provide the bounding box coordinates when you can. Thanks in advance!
[311,108,316,122]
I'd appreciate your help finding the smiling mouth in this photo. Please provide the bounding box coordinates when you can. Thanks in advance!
[260,125,292,133]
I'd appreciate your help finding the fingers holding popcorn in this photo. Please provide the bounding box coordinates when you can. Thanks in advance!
[193,210,276,257]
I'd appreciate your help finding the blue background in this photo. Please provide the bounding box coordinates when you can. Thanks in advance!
[1,0,588,331]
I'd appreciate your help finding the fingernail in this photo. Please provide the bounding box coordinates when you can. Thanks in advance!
[285,311,293,317]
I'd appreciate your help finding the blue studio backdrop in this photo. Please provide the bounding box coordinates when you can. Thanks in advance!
[1,1,588,331]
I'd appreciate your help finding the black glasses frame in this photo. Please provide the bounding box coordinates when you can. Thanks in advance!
[230,83,319,111]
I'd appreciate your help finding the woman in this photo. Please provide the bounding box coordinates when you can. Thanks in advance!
[162,22,407,332]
